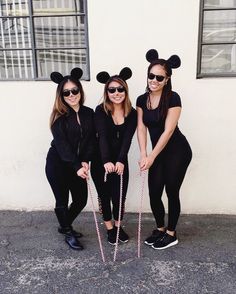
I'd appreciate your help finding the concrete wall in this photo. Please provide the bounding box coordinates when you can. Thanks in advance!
[0,0,236,213]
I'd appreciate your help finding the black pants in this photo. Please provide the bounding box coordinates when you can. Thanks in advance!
[45,148,87,227]
[148,138,192,231]
[91,158,129,222]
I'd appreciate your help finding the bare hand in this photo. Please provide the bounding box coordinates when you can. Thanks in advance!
[115,162,124,175]
[104,162,115,174]
[139,154,155,171]
[77,167,89,179]
[82,162,89,172]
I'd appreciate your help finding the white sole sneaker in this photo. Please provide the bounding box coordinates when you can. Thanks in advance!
[152,239,178,250]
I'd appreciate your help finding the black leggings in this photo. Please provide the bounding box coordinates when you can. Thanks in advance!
[148,139,192,231]
[45,148,87,225]
[91,159,129,222]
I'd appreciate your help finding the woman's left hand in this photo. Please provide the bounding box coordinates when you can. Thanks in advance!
[82,162,89,171]
[115,162,124,175]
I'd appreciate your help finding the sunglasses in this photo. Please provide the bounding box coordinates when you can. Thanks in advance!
[63,87,80,97]
[107,86,125,94]
[148,73,166,82]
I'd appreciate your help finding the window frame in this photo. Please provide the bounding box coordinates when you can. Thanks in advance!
[0,0,90,81]
[197,0,236,78]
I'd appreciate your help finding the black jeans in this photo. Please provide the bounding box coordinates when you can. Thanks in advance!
[91,158,128,222]
[45,148,87,226]
[148,138,192,231]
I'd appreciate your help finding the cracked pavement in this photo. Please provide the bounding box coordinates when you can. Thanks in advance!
[0,211,235,293]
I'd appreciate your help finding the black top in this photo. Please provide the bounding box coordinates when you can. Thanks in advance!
[94,104,137,164]
[50,105,95,171]
[136,91,183,148]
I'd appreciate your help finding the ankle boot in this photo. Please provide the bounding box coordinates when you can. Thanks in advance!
[54,207,84,249]
[58,226,83,238]
[64,229,84,250]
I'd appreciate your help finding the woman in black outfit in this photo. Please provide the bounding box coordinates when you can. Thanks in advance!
[136,49,192,250]
[45,68,94,250]
[91,68,137,245]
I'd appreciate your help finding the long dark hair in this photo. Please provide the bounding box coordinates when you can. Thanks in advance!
[146,59,173,119]
[49,77,85,128]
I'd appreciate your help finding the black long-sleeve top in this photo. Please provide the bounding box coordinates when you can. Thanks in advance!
[50,105,95,171]
[94,104,137,164]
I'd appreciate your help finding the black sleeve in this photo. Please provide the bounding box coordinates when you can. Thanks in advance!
[51,118,82,171]
[136,94,145,109]
[169,91,182,108]
[94,105,111,164]
[117,108,137,164]
[80,109,96,163]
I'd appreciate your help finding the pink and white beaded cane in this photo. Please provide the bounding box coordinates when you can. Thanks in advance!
[87,177,106,263]
[137,171,147,258]
[104,172,123,262]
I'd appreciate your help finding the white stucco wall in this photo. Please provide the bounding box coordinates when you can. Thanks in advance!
[0,0,235,213]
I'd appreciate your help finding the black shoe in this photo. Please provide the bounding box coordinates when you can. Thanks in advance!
[114,226,129,243]
[152,233,178,250]
[107,228,117,245]
[65,232,84,250]
[144,229,166,246]
[58,226,83,238]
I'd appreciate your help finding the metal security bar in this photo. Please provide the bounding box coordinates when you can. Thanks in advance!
[197,0,236,78]
[0,0,90,81]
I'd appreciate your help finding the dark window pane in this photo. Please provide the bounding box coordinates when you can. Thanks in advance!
[36,49,88,79]
[32,0,85,15]
[34,16,86,48]
[203,10,236,43]
[204,0,236,9]
[0,17,31,49]
[201,44,236,73]
[0,0,29,16]
[0,49,33,79]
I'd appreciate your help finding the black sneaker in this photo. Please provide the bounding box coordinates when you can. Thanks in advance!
[152,233,178,250]
[107,228,117,245]
[115,226,129,243]
[144,229,166,246]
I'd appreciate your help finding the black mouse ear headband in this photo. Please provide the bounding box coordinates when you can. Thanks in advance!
[50,67,83,84]
[146,49,181,69]
[96,67,132,84]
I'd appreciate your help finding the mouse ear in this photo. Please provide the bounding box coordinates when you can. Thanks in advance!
[146,49,159,63]
[96,71,111,84]
[50,72,64,84]
[119,67,132,81]
[70,67,83,80]
[167,55,181,68]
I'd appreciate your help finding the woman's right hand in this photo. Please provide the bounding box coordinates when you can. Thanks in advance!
[139,154,155,171]
[139,156,147,170]
[77,167,89,179]
[104,162,115,174]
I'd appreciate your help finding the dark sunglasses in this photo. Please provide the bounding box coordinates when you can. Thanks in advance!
[148,73,166,82]
[107,86,125,94]
[63,87,80,97]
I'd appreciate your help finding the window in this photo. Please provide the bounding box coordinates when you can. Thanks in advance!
[0,0,89,81]
[197,0,236,77]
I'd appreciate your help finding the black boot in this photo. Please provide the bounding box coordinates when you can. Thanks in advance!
[55,206,83,238]
[67,203,83,238]
[54,207,84,250]
[58,226,83,238]
[64,229,84,250]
